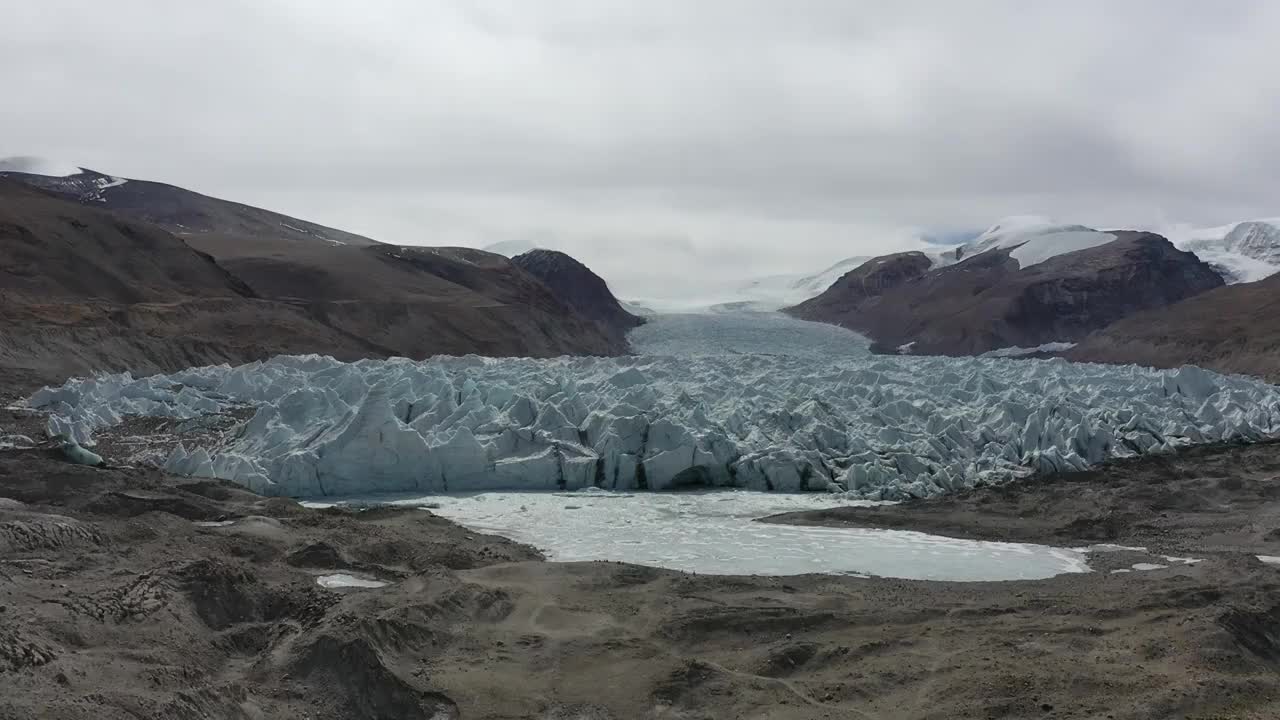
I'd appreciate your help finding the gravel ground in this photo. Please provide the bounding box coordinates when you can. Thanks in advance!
[1,438,1279,718]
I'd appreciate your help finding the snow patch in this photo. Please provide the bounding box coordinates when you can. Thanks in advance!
[1006,231,1116,269]
[93,175,127,191]
[953,217,1114,268]
[315,573,388,589]
[0,434,36,450]
[980,342,1077,359]
[278,221,346,245]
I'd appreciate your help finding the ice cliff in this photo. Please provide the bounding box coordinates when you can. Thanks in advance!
[29,352,1280,500]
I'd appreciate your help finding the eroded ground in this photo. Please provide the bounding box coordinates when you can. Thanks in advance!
[1,440,1280,719]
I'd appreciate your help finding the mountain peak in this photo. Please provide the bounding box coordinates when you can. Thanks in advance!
[512,249,643,341]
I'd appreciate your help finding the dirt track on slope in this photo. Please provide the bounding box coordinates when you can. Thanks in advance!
[2,440,1280,719]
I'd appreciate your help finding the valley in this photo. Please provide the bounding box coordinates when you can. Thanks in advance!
[4,164,1280,719]
[11,6,1280,716]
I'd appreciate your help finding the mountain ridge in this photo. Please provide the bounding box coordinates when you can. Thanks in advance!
[0,171,633,386]
[785,231,1224,357]
[0,165,379,248]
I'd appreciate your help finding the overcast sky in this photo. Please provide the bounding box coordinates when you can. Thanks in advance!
[6,1,1280,299]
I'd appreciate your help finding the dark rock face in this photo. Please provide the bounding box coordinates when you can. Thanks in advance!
[0,178,628,385]
[786,232,1224,356]
[511,249,644,343]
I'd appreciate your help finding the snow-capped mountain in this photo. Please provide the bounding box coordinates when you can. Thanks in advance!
[728,241,971,312]
[956,215,1280,284]
[1162,219,1280,284]
[955,216,1112,268]
[726,255,873,311]
[0,157,129,203]
[788,227,1222,357]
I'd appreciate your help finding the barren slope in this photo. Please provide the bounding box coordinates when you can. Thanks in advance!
[1068,273,1280,382]
[3,434,1280,719]
[0,181,627,385]
[0,167,378,247]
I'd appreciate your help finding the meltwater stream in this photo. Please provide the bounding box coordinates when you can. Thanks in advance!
[305,490,1090,581]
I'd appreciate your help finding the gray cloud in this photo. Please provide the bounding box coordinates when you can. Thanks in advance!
[6,1,1280,299]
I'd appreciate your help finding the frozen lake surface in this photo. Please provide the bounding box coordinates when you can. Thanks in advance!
[306,490,1090,581]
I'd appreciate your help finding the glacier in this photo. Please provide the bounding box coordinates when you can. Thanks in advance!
[29,324,1280,500]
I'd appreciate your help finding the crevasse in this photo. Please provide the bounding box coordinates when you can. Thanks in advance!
[29,351,1280,500]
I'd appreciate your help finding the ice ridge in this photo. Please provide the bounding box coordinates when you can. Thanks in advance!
[29,353,1280,500]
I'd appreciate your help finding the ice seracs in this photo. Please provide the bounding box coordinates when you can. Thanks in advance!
[31,347,1280,501]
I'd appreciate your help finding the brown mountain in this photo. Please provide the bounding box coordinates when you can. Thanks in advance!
[1067,273,1280,382]
[786,232,1223,356]
[510,249,644,343]
[0,179,254,304]
[0,176,630,388]
[0,167,377,248]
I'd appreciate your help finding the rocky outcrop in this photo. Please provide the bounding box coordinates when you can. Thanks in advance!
[784,251,933,323]
[511,249,643,343]
[1068,272,1280,382]
[0,179,628,385]
[787,232,1223,357]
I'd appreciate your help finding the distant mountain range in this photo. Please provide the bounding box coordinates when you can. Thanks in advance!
[787,227,1222,354]
[5,157,1279,385]
[1163,219,1280,284]
[781,216,1280,381]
